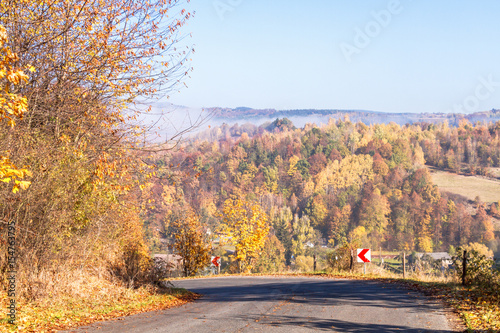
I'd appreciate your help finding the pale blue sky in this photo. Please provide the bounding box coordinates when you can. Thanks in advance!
[167,1,500,113]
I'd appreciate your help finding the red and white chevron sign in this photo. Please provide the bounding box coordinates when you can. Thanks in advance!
[211,256,221,267]
[357,249,371,263]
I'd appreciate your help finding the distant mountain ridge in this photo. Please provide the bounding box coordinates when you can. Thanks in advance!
[208,107,500,126]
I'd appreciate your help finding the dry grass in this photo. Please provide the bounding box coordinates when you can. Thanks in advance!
[430,170,500,203]
[0,269,197,332]
[488,167,500,178]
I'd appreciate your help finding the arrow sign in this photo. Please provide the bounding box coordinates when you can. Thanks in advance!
[357,249,371,263]
[211,256,221,267]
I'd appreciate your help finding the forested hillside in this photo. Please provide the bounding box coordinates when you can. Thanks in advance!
[207,106,500,127]
[146,118,499,269]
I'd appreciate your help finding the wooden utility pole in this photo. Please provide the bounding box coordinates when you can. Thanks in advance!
[403,252,406,278]
[350,250,354,272]
[379,247,382,266]
[462,250,467,286]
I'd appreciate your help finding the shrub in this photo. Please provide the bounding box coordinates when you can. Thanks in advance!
[295,255,314,272]
[452,245,498,288]
[326,245,352,271]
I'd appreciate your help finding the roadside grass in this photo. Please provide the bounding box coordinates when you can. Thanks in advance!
[489,167,500,178]
[0,273,198,333]
[430,169,500,203]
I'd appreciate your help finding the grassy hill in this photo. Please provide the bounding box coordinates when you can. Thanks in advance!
[430,169,500,203]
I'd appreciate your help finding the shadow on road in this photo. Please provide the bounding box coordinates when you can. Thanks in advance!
[176,278,442,314]
[236,314,454,332]
[64,278,455,333]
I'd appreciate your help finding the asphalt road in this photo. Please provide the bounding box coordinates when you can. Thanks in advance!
[63,276,459,333]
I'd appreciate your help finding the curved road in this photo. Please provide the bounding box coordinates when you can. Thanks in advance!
[64,276,459,332]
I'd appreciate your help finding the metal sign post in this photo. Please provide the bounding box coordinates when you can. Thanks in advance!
[211,256,221,274]
[357,249,371,275]
[403,252,406,278]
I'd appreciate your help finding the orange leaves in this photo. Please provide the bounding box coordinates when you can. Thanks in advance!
[91,151,127,194]
[6,69,28,85]
[0,25,7,43]
[0,94,27,127]
[0,24,29,127]
[0,25,31,192]
[0,156,32,193]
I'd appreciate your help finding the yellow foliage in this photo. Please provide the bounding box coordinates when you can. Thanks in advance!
[315,154,374,193]
[303,180,315,198]
[350,226,366,241]
[0,25,31,192]
[417,236,433,253]
[172,210,211,277]
[219,197,270,273]
[295,255,314,272]
[462,242,494,258]
[162,185,177,205]
[0,25,28,126]
[200,197,217,216]
[288,155,300,176]
[358,129,373,149]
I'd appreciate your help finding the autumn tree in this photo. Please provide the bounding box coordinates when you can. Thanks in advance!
[372,152,389,177]
[0,0,197,301]
[172,210,211,277]
[219,197,270,273]
[358,187,391,237]
[474,204,495,243]
[327,204,352,245]
[254,234,286,273]
[304,195,327,229]
[291,214,315,257]
[271,206,294,264]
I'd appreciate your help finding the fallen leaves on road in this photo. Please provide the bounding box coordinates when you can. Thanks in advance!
[0,286,199,332]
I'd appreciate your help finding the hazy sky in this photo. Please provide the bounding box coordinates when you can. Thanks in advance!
[167,1,500,114]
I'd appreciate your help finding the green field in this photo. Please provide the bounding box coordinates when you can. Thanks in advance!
[430,170,500,203]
